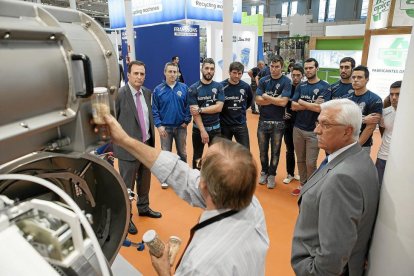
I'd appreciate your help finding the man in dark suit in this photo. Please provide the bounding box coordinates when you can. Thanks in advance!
[291,98,380,275]
[113,60,161,235]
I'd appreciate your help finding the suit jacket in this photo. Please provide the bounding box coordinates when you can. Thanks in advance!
[291,144,380,276]
[113,84,155,161]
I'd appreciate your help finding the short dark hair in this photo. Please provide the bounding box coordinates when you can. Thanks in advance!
[340,57,356,68]
[353,65,370,79]
[202,57,215,68]
[390,80,402,89]
[128,60,145,73]
[292,64,304,75]
[201,137,257,210]
[305,58,319,68]
[172,56,179,61]
[229,61,244,72]
[269,55,284,67]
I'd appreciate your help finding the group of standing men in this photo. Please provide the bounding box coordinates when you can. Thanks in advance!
[110,51,401,275]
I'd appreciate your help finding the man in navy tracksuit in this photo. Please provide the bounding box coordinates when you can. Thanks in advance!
[220,61,253,149]
[152,62,191,188]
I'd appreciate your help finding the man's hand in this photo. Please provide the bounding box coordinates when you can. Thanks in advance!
[158,126,168,138]
[363,113,381,125]
[102,114,129,146]
[200,129,209,144]
[181,123,188,128]
[150,244,172,276]
[190,106,200,116]
[315,96,325,105]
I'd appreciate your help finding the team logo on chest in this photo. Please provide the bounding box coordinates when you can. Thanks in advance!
[177,91,182,97]
[313,88,319,95]
[348,89,354,94]
[240,89,245,95]
[212,88,217,94]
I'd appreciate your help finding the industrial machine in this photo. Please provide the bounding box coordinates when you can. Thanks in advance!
[0,1,131,274]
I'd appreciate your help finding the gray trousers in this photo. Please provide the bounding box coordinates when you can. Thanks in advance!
[293,127,320,184]
[118,159,151,213]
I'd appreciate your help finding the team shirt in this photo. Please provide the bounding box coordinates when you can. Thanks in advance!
[341,90,383,147]
[329,80,354,100]
[188,80,225,127]
[220,79,253,126]
[256,74,292,122]
[292,80,331,132]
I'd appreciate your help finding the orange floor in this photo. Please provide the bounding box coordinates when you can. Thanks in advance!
[118,110,381,275]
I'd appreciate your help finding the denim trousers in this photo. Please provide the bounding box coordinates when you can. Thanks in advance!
[192,127,221,168]
[257,121,285,176]
[160,126,187,162]
[221,124,250,150]
[283,121,295,176]
[375,158,386,187]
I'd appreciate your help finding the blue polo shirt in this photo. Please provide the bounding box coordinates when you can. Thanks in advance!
[188,80,225,127]
[220,79,253,126]
[329,80,354,100]
[341,90,383,147]
[256,74,291,122]
[152,81,191,128]
[292,80,331,131]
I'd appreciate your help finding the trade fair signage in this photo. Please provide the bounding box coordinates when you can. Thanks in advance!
[392,0,414,27]
[370,0,391,29]
[186,0,242,23]
[108,0,185,29]
[108,0,242,29]
[367,34,411,98]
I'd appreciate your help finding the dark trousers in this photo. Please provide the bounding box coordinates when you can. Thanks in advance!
[283,121,296,176]
[221,124,250,150]
[118,159,151,213]
[192,127,221,168]
[250,84,257,112]
[257,121,285,176]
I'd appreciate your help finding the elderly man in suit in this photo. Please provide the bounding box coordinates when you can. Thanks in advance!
[113,60,162,235]
[291,98,380,275]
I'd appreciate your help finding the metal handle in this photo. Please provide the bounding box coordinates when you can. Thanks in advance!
[72,54,94,98]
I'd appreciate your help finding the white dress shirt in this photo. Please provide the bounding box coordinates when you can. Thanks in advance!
[151,151,270,276]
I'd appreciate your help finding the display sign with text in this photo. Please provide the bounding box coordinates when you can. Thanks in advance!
[370,0,391,29]
[367,34,410,98]
[187,0,242,23]
[108,0,185,29]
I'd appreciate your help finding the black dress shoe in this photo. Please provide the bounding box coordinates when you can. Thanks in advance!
[128,221,138,235]
[139,208,162,218]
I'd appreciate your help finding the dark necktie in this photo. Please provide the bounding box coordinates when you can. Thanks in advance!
[135,91,147,142]
[175,209,238,271]
[316,156,329,173]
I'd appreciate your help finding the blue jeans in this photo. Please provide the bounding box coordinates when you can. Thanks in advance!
[221,124,250,150]
[257,121,285,176]
[192,127,221,168]
[160,126,187,162]
[375,158,386,187]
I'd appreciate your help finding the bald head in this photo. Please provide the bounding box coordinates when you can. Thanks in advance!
[200,138,257,210]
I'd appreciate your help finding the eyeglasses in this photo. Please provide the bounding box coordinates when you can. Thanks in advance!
[315,121,346,130]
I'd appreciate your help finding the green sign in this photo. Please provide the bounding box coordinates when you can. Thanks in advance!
[379,38,409,67]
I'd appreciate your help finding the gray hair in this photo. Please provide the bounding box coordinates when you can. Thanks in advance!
[164,62,178,72]
[320,99,362,141]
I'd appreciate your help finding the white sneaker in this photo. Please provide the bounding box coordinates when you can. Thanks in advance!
[283,174,300,184]
[259,172,268,185]
[161,183,169,189]
[283,174,294,184]
[267,175,276,189]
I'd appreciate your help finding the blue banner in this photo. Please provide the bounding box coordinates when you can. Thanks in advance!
[109,0,185,29]
[124,24,200,90]
[186,0,242,23]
